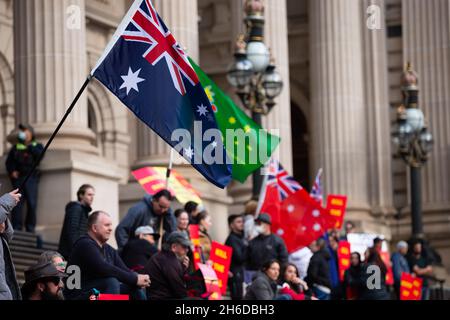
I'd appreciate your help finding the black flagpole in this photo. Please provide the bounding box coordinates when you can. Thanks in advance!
[18,76,93,191]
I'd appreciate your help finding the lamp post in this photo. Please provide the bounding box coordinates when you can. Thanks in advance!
[393,63,434,239]
[227,0,284,198]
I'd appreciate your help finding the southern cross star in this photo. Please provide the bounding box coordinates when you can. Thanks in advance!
[184,147,194,160]
[197,104,209,117]
[120,67,145,95]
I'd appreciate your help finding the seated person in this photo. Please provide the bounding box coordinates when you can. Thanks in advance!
[66,211,150,300]
[144,232,191,300]
[121,226,159,273]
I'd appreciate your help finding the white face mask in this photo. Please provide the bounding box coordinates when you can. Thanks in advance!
[255,225,265,235]
[18,131,27,142]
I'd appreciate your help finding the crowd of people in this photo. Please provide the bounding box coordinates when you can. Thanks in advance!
[0,182,438,301]
[0,125,439,300]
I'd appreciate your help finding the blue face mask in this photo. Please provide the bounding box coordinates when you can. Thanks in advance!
[18,131,27,142]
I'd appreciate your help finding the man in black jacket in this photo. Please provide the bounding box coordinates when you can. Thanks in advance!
[225,214,247,300]
[58,184,95,259]
[144,232,191,300]
[246,214,288,272]
[305,238,332,300]
[66,211,150,300]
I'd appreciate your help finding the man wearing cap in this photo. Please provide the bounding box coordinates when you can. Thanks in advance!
[5,124,44,233]
[247,213,288,271]
[21,262,66,300]
[121,226,159,273]
[144,231,191,300]
[246,213,289,272]
[391,240,410,299]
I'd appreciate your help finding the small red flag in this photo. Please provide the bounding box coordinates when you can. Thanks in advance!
[275,189,329,253]
[338,241,352,281]
[209,242,233,295]
[325,195,348,229]
[400,273,422,300]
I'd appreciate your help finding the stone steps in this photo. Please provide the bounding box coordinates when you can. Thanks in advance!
[9,231,59,285]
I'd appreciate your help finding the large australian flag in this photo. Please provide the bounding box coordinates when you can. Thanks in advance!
[91,0,232,189]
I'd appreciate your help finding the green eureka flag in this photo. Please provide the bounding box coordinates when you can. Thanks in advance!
[190,58,281,183]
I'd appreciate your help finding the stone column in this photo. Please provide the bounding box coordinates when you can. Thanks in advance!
[402,0,450,258]
[264,0,293,173]
[362,0,394,233]
[309,0,371,219]
[13,0,96,152]
[12,0,121,242]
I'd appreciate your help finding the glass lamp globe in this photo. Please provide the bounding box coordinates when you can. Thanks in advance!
[398,122,413,148]
[246,41,270,73]
[262,65,283,99]
[406,108,425,132]
[227,57,254,89]
[420,131,434,153]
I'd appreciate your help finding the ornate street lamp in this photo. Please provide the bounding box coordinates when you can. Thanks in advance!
[393,63,434,239]
[227,0,284,197]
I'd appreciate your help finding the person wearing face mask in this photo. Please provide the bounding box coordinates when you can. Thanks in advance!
[5,124,44,233]
[246,214,289,273]
[144,232,191,300]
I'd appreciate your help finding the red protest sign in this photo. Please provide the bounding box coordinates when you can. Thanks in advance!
[337,241,351,281]
[380,251,394,286]
[326,195,348,229]
[189,225,202,270]
[209,242,233,295]
[198,264,222,300]
[400,273,423,300]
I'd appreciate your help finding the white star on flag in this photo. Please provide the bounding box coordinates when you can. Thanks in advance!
[313,223,321,232]
[287,205,295,213]
[277,229,285,236]
[120,67,145,95]
[196,104,209,117]
[312,210,320,218]
[184,147,194,160]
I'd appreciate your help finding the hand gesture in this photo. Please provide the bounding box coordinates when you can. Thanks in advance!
[9,189,22,205]
[137,274,151,288]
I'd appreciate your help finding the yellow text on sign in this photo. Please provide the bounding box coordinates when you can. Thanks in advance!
[215,249,228,260]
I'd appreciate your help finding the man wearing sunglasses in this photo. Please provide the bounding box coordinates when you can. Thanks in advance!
[21,262,66,300]
[115,189,176,252]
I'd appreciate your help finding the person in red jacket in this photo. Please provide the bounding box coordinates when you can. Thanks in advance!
[279,263,316,300]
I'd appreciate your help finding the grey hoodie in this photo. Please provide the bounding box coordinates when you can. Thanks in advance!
[0,194,21,300]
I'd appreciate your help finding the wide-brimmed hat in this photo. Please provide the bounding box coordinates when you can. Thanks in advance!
[22,262,67,294]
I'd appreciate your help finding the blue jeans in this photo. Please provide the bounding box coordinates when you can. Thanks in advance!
[313,287,330,300]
